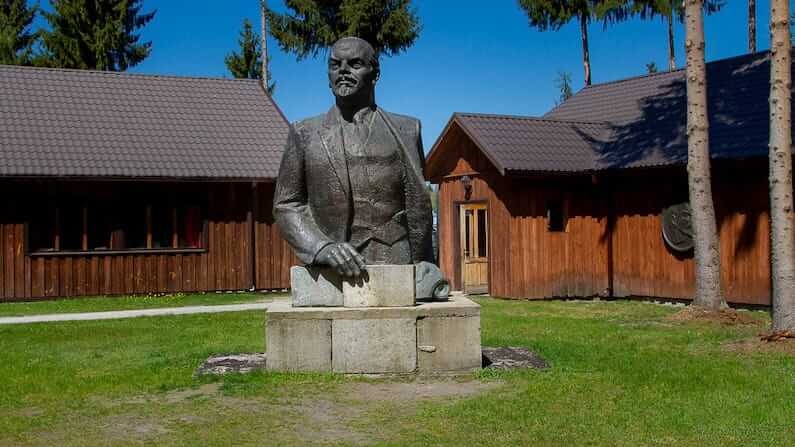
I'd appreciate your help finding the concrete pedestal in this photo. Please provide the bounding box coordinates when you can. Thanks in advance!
[265,295,481,374]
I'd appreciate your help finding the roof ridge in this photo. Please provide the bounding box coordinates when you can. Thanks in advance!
[581,50,770,91]
[455,112,607,126]
[0,63,261,84]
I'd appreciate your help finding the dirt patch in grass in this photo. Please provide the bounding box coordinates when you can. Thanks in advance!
[99,414,172,442]
[87,378,500,445]
[666,306,762,326]
[276,379,503,444]
[163,382,221,404]
[724,338,795,356]
[339,378,502,403]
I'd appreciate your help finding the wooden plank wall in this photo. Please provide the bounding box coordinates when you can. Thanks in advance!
[434,124,609,298]
[254,182,300,289]
[0,180,297,302]
[610,170,696,299]
[431,123,777,305]
[610,162,772,305]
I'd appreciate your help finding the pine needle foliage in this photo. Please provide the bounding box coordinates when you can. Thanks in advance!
[554,71,573,105]
[0,0,39,65]
[265,0,421,60]
[41,0,156,71]
[225,18,275,94]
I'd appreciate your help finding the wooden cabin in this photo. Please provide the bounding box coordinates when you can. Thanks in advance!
[0,65,298,301]
[426,52,786,306]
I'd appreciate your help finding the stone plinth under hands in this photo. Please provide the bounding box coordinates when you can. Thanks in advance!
[265,295,482,374]
[291,264,416,308]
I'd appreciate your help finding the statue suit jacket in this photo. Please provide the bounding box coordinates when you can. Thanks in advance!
[273,105,434,265]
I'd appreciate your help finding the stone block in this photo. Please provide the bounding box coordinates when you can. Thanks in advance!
[332,318,417,373]
[343,264,415,307]
[291,266,343,307]
[417,316,481,372]
[266,318,332,372]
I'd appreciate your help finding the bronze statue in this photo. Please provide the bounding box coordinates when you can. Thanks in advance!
[273,37,434,278]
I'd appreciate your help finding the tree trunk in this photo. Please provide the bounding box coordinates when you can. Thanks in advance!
[685,0,723,309]
[749,0,757,54]
[580,13,591,86]
[769,0,795,332]
[261,1,269,88]
[667,7,676,71]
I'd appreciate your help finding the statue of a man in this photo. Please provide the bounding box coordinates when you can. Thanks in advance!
[273,37,434,278]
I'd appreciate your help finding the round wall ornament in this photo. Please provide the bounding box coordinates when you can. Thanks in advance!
[661,202,694,252]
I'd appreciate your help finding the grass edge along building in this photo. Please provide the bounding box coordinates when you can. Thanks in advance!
[427,51,790,306]
[0,64,298,301]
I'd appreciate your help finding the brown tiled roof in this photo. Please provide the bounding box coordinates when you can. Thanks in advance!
[452,113,610,174]
[0,64,289,179]
[430,51,780,175]
[546,51,771,170]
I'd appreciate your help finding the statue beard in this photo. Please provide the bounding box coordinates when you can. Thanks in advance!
[332,79,376,108]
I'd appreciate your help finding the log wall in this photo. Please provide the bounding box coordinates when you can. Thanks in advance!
[0,180,296,301]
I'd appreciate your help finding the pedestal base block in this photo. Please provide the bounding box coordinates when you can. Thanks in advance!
[265,318,331,372]
[332,318,416,373]
[265,296,481,374]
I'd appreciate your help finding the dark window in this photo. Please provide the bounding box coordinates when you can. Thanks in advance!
[464,208,473,257]
[28,206,58,252]
[547,200,566,232]
[60,205,84,250]
[28,184,206,254]
[477,208,487,257]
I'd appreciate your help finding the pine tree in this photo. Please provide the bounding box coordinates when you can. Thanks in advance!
[518,1,626,87]
[265,0,421,60]
[41,0,156,71]
[225,18,275,94]
[0,0,38,65]
[554,71,573,104]
[748,0,756,54]
[684,0,723,310]
[768,0,794,332]
[518,1,595,86]
[633,0,724,71]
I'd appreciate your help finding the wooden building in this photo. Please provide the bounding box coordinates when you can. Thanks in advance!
[0,65,298,301]
[426,52,786,306]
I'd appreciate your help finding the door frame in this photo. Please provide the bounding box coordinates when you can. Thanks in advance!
[454,200,489,294]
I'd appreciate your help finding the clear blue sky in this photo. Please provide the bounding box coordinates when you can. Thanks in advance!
[38,0,772,149]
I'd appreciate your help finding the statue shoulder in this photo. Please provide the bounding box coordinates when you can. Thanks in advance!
[382,111,421,135]
[291,114,325,136]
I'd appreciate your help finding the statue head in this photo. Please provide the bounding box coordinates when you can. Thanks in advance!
[328,37,380,106]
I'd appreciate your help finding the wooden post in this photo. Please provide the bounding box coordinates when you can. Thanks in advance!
[54,208,60,251]
[249,181,257,290]
[145,206,152,249]
[81,206,88,250]
[172,208,179,248]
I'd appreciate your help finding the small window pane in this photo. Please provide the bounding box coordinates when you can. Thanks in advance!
[477,209,487,257]
[464,209,473,256]
[60,205,83,250]
[547,201,565,232]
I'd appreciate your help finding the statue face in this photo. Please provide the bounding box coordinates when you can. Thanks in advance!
[328,39,379,100]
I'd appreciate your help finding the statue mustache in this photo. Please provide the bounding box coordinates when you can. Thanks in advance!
[336,76,357,86]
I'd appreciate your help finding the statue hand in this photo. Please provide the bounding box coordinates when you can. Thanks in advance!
[316,243,366,277]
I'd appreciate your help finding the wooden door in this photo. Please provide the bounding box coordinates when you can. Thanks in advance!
[460,203,489,294]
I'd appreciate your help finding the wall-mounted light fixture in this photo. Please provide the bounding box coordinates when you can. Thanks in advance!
[461,175,473,197]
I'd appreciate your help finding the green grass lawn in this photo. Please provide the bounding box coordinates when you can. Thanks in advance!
[0,291,286,317]
[0,298,791,446]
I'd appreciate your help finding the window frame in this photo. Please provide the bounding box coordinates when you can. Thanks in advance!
[25,203,209,257]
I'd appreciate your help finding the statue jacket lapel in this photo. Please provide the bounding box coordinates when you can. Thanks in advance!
[318,107,351,200]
